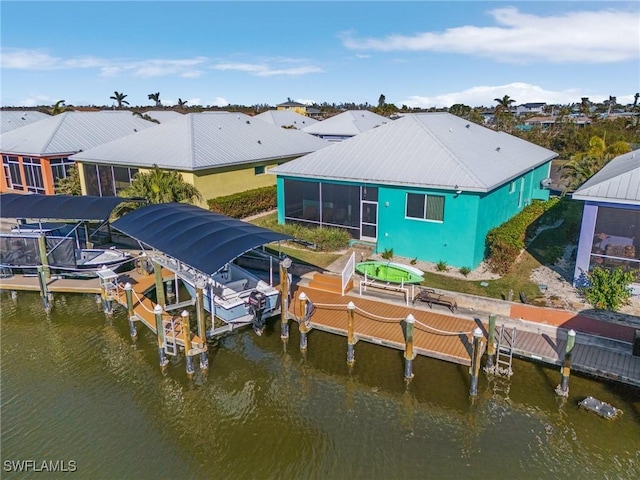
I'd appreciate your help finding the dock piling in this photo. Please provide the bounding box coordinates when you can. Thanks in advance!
[154,305,169,370]
[195,287,208,371]
[347,302,356,365]
[280,259,290,341]
[484,314,496,373]
[403,314,416,380]
[182,310,194,377]
[124,283,137,339]
[153,261,166,308]
[556,329,576,397]
[470,327,484,396]
[37,265,51,312]
[299,292,308,351]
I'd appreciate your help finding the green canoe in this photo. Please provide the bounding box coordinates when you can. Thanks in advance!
[355,261,424,284]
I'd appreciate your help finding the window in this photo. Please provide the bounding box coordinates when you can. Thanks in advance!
[254,166,265,175]
[3,155,22,189]
[50,157,74,185]
[406,193,444,222]
[22,157,45,193]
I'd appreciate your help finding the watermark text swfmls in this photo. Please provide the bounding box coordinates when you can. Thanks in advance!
[3,460,77,473]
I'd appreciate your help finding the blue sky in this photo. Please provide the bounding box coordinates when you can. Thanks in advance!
[1,1,638,109]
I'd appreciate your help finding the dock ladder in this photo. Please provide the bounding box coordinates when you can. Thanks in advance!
[495,325,517,377]
[163,317,180,356]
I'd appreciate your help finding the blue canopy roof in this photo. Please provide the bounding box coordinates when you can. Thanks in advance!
[111,203,292,275]
[0,193,129,221]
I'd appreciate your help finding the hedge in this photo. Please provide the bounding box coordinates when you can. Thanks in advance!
[207,185,276,218]
[486,197,561,274]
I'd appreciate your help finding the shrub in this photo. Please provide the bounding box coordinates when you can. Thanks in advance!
[252,216,351,252]
[208,185,276,218]
[579,267,637,311]
[459,266,471,277]
[486,197,560,274]
[410,258,417,265]
[436,260,448,271]
[381,248,394,260]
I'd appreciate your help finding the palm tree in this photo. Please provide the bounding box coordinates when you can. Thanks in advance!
[633,93,639,110]
[493,95,516,131]
[148,92,161,107]
[51,100,70,115]
[177,98,188,110]
[110,91,129,109]
[118,164,202,209]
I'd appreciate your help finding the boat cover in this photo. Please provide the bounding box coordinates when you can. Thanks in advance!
[0,193,129,221]
[111,203,292,275]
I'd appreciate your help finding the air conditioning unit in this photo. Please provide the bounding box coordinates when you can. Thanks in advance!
[540,178,553,189]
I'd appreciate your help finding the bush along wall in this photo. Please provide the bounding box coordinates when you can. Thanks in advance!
[207,185,276,218]
[486,197,561,274]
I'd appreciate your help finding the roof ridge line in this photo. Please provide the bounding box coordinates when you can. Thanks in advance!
[41,111,69,154]
[188,113,197,169]
[413,115,486,189]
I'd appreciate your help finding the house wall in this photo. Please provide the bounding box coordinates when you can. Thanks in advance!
[0,154,57,195]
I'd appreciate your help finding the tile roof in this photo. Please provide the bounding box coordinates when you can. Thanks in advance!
[1,110,50,134]
[272,112,557,192]
[70,112,331,171]
[301,110,388,137]
[254,110,318,129]
[572,149,640,205]
[0,111,157,156]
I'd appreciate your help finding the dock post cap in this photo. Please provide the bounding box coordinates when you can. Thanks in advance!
[181,310,189,317]
[405,314,415,324]
[124,282,132,290]
[473,327,483,338]
[299,292,307,300]
[154,304,163,314]
[568,329,576,337]
[347,301,355,310]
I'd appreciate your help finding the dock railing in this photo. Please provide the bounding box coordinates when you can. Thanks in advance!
[341,251,355,296]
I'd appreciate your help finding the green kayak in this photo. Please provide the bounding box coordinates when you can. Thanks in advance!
[355,261,424,284]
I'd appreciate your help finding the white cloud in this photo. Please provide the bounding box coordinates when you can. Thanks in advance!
[209,97,229,107]
[1,49,61,69]
[18,94,57,107]
[212,62,323,76]
[397,82,627,109]
[342,7,639,63]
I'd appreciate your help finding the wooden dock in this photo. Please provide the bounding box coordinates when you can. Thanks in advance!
[0,273,102,294]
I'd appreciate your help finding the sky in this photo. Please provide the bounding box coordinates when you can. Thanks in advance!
[1,1,638,109]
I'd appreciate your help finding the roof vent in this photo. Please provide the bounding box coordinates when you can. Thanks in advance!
[466,124,470,128]
[134,128,137,132]
[257,140,262,144]
[246,120,250,124]
[496,147,501,152]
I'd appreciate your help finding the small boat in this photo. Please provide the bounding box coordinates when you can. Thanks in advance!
[182,262,281,326]
[356,261,424,284]
[578,396,622,419]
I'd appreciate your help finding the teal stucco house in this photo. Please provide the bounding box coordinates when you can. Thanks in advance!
[271,113,557,269]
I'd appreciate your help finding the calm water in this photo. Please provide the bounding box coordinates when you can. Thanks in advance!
[1,291,639,479]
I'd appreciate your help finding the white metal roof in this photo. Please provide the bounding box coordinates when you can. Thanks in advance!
[272,112,558,193]
[301,110,389,137]
[1,110,50,134]
[70,112,331,171]
[0,111,157,156]
[254,110,318,129]
[142,110,184,123]
[572,149,640,205]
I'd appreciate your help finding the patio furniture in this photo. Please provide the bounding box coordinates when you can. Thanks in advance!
[412,287,458,313]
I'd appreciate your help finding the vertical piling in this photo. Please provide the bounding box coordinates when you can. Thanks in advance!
[166,278,175,304]
[556,329,576,397]
[195,286,208,371]
[154,305,168,370]
[182,310,194,377]
[37,234,50,279]
[37,265,50,311]
[470,327,484,396]
[153,261,166,308]
[346,301,356,365]
[124,283,137,339]
[403,314,416,380]
[484,314,496,372]
[299,292,308,351]
[280,260,290,340]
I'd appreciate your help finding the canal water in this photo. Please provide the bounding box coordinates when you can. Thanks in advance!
[1,291,639,479]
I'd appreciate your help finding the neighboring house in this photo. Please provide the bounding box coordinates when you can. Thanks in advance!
[272,113,557,269]
[1,110,50,134]
[69,112,330,206]
[572,149,640,294]
[276,101,308,116]
[523,115,591,129]
[0,111,157,195]
[515,103,547,116]
[301,110,389,142]
[254,110,319,130]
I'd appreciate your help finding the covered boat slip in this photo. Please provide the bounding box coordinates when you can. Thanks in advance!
[110,203,293,330]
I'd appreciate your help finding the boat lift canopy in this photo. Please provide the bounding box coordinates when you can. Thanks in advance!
[0,193,130,221]
[111,203,292,276]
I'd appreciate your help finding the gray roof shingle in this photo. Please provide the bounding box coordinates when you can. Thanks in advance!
[301,110,389,137]
[1,110,50,134]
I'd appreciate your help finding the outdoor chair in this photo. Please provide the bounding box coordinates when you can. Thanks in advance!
[412,287,458,313]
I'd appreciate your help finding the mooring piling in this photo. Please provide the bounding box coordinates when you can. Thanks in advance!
[403,314,416,380]
[182,310,194,377]
[195,286,208,371]
[556,329,576,397]
[37,265,51,311]
[299,292,309,351]
[346,301,356,365]
[484,314,496,373]
[154,305,168,370]
[469,327,484,396]
[124,283,137,339]
[280,260,290,341]
[153,261,166,308]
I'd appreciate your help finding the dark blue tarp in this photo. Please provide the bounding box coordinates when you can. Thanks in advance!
[111,203,292,275]
[0,193,129,221]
